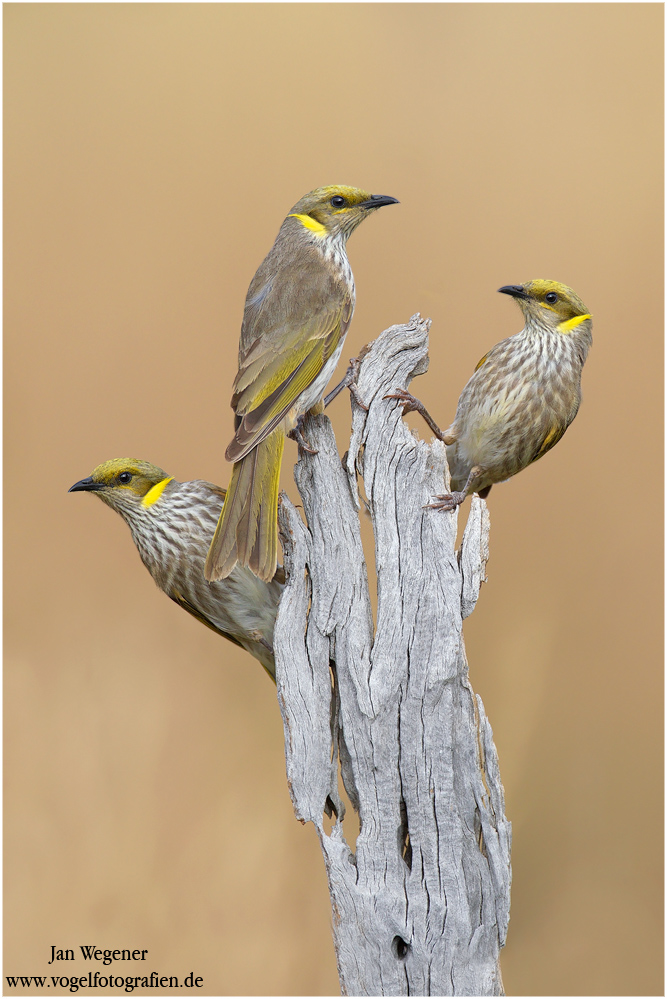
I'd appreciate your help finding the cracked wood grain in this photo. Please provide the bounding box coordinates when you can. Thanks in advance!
[274,316,511,996]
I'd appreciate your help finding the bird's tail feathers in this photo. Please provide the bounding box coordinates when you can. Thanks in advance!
[205,429,284,582]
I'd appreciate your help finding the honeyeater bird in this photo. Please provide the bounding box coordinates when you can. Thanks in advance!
[204,184,399,583]
[69,459,284,679]
[389,279,592,509]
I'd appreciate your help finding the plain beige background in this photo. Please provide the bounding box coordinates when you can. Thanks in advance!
[4,4,663,996]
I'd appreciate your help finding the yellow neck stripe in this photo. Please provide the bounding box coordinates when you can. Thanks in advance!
[558,313,591,334]
[142,477,173,508]
[288,213,327,236]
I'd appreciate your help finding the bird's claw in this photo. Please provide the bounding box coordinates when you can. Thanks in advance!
[324,357,368,411]
[349,380,369,411]
[288,421,318,454]
[384,389,447,440]
[424,491,467,512]
[383,388,421,414]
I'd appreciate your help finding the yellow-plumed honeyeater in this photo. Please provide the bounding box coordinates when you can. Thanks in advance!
[69,459,284,679]
[390,280,592,509]
[204,185,399,583]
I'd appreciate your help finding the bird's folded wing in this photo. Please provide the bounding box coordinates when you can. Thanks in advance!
[226,297,352,462]
[169,590,246,648]
[530,423,567,464]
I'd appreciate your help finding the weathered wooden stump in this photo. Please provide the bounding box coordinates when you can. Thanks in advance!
[274,316,511,996]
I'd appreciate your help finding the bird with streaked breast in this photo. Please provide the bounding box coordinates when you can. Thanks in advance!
[388,279,592,508]
[69,459,284,679]
[204,185,399,583]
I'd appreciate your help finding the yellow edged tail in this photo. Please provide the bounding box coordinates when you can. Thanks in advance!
[204,428,284,582]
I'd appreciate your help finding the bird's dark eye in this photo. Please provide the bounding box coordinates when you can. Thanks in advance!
[118,472,132,484]
[330,195,346,208]
[545,292,558,304]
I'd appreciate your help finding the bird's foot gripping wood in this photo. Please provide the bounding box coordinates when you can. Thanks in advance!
[288,416,318,454]
[425,490,468,512]
[426,464,491,512]
[383,388,449,442]
[323,354,369,411]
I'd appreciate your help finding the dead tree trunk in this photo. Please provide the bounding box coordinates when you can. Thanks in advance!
[274,316,511,997]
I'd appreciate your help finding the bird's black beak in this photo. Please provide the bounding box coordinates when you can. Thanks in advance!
[498,285,529,300]
[360,194,400,209]
[68,476,105,493]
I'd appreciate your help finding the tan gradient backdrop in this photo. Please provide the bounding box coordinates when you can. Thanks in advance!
[4,4,662,996]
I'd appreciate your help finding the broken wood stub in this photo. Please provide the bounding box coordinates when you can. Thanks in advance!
[274,315,511,996]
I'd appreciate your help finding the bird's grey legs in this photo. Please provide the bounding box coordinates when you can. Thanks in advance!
[383,388,450,442]
[288,416,318,454]
[425,465,488,511]
[324,356,369,410]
